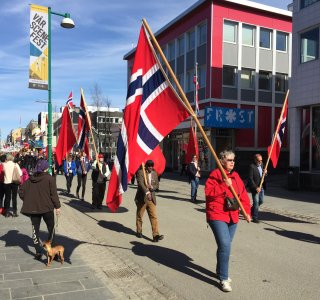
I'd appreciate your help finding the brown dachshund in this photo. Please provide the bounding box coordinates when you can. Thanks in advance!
[42,240,64,267]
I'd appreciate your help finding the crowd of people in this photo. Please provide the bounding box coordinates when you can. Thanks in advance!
[0,146,269,293]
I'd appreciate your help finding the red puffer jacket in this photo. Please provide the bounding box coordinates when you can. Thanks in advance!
[205,168,251,223]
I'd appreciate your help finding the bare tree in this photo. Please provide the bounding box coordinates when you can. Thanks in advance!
[90,83,112,155]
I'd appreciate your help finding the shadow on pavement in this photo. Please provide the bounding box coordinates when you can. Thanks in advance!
[264,228,320,244]
[66,199,129,213]
[98,220,136,236]
[0,229,87,265]
[259,211,312,224]
[130,241,219,288]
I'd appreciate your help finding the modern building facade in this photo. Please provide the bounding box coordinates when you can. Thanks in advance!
[124,0,292,174]
[290,0,320,190]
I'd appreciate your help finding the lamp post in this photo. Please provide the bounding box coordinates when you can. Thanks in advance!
[47,8,75,174]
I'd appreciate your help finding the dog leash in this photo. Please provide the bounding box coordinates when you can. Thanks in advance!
[49,212,59,242]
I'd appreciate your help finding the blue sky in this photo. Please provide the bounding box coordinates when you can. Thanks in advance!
[0,0,291,141]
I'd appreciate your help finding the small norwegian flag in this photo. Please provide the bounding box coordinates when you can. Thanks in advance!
[66,92,74,111]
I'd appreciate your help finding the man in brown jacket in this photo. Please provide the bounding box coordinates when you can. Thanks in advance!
[135,160,164,242]
[19,159,61,260]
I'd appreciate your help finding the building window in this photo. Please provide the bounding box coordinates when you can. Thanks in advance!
[260,28,272,49]
[177,74,184,90]
[187,30,195,51]
[276,32,288,51]
[259,71,271,90]
[223,65,237,87]
[300,28,319,63]
[242,24,255,46]
[168,41,175,61]
[199,64,206,88]
[186,70,194,92]
[98,117,105,123]
[275,73,287,92]
[198,23,207,46]
[301,0,320,9]
[223,21,237,43]
[241,68,255,89]
[178,35,185,56]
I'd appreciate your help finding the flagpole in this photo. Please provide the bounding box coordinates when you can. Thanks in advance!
[258,90,289,189]
[142,19,250,222]
[141,162,148,187]
[194,62,198,134]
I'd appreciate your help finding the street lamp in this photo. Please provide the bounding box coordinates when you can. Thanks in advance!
[47,8,75,174]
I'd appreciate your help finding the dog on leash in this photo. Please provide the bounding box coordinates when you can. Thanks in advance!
[42,240,64,267]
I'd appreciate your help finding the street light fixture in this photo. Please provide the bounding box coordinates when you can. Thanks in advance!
[47,8,75,174]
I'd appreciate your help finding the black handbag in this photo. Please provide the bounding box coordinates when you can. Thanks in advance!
[225,197,240,211]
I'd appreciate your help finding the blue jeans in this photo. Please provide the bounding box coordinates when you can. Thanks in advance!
[208,220,238,281]
[251,189,264,220]
[190,177,199,200]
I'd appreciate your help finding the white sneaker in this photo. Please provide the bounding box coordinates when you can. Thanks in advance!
[220,280,232,292]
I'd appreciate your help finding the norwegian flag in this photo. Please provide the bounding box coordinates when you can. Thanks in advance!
[66,92,74,111]
[193,63,199,115]
[268,99,288,168]
[106,25,190,212]
[77,90,91,158]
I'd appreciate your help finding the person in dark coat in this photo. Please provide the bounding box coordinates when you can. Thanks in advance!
[91,153,110,209]
[19,159,61,260]
[75,151,91,200]
[247,153,267,223]
[135,160,164,242]
[188,155,201,202]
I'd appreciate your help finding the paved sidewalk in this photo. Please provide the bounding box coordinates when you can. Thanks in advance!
[0,171,319,300]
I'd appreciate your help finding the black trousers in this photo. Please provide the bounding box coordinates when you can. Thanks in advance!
[92,182,106,207]
[4,183,18,212]
[30,211,55,254]
[76,174,87,198]
[65,175,73,193]
[0,182,5,207]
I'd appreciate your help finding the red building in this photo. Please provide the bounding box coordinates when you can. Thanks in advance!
[124,0,292,174]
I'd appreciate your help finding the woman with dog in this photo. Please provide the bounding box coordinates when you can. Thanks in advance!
[19,159,61,260]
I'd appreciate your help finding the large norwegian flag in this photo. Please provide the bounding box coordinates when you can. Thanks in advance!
[77,90,91,159]
[106,25,190,212]
[55,100,77,166]
[268,99,288,168]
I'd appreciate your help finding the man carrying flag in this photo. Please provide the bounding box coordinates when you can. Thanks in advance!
[106,24,190,212]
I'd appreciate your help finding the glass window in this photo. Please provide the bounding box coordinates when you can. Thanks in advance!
[242,25,255,46]
[224,21,237,43]
[260,28,272,49]
[186,71,194,92]
[312,107,320,170]
[276,32,288,51]
[301,28,319,63]
[198,23,207,46]
[223,65,237,86]
[301,0,320,9]
[168,41,175,61]
[178,36,185,56]
[187,30,195,51]
[259,71,271,90]
[275,73,287,92]
[241,68,254,89]
[199,65,206,88]
[177,74,184,90]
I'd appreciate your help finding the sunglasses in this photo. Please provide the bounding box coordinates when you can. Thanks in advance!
[226,159,235,162]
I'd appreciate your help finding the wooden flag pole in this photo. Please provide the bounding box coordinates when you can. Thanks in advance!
[142,19,250,222]
[80,88,101,171]
[258,90,289,190]
[141,162,148,187]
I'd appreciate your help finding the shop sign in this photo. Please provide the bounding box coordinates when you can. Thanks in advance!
[204,107,254,128]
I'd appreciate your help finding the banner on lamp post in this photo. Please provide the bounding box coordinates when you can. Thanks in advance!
[29,4,48,90]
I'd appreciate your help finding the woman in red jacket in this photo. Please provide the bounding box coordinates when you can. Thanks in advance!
[205,150,251,293]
